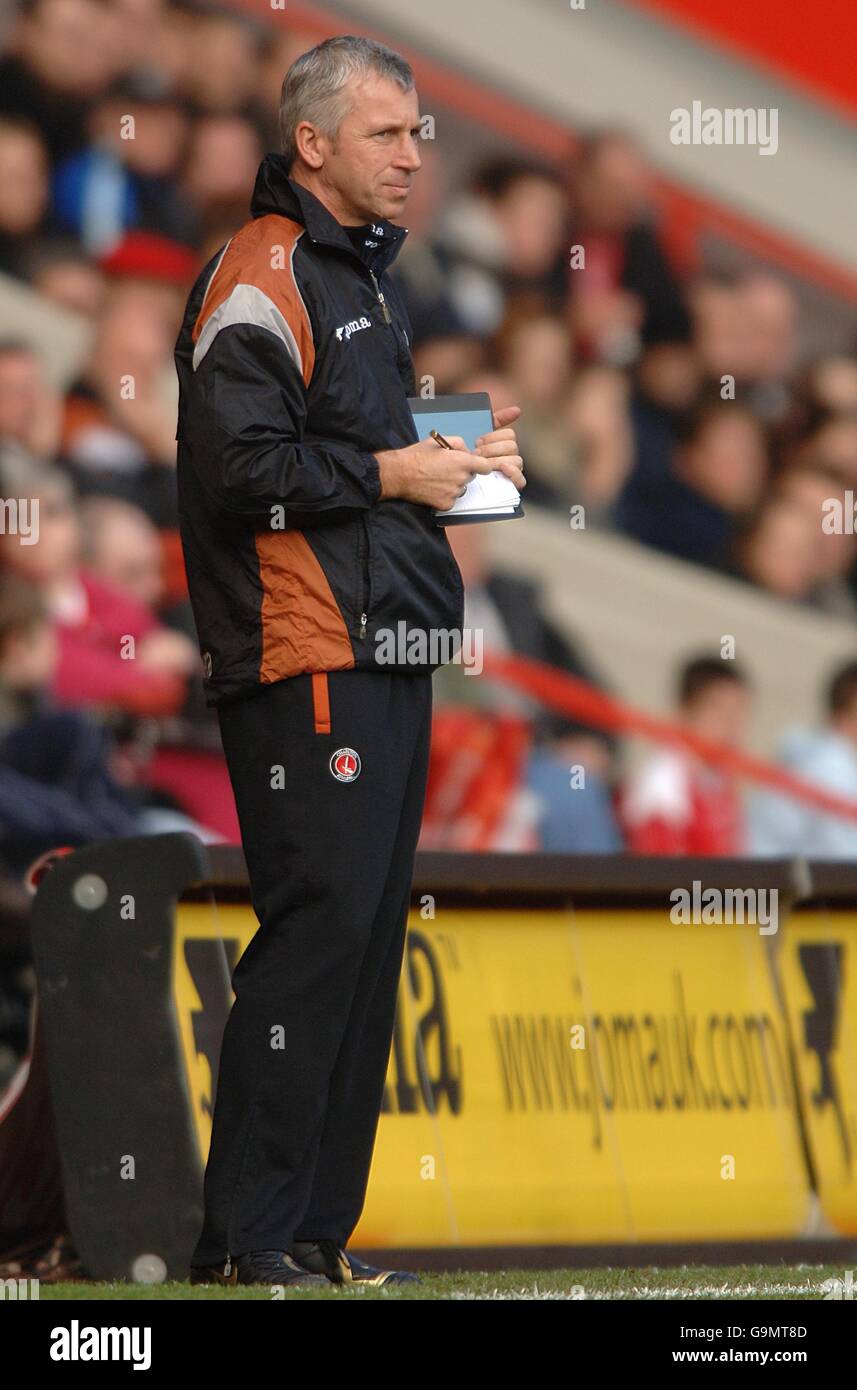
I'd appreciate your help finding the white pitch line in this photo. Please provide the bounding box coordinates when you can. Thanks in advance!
[449,1281,826,1300]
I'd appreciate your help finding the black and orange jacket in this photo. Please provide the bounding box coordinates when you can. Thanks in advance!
[174,153,464,707]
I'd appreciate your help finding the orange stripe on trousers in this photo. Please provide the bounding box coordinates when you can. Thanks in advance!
[311,672,331,734]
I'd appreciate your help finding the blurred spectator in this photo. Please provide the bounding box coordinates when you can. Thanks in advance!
[690,273,745,381]
[622,328,703,523]
[0,460,195,716]
[432,156,569,336]
[731,495,821,602]
[23,236,106,317]
[59,281,181,524]
[78,494,166,608]
[751,662,857,858]
[0,117,50,278]
[774,466,857,619]
[791,414,857,487]
[635,335,702,424]
[148,0,196,94]
[180,113,263,241]
[616,397,768,568]
[79,490,202,674]
[181,8,265,118]
[111,0,171,77]
[569,129,688,366]
[621,656,750,855]
[0,0,121,162]
[566,364,633,518]
[60,494,232,839]
[691,270,798,424]
[74,489,198,650]
[488,297,580,508]
[0,341,63,463]
[738,272,798,424]
[51,73,198,255]
[0,570,142,878]
[432,524,621,852]
[804,354,857,419]
[0,565,220,1076]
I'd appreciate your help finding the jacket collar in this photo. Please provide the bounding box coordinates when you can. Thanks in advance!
[250,153,409,274]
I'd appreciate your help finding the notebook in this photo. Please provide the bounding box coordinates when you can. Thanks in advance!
[407,393,524,525]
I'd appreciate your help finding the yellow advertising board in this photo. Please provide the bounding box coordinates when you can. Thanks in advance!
[173,903,257,1163]
[780,907,857,1236]
[173,902,810,1246]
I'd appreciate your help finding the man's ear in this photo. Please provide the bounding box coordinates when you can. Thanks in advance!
[294,121,324,170]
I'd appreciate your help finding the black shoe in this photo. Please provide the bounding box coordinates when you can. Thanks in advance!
[292,1239,420,1287]
[190,1250,328,1287]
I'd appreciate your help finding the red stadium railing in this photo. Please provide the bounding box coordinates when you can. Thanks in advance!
[481,648,857,825]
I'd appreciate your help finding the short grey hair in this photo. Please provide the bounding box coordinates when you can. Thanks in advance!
[279,35,414,169]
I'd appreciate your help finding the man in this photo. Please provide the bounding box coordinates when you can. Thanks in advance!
[174,36,524,1288]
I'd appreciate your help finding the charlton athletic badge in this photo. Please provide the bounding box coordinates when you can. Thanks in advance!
[330,747,361,782]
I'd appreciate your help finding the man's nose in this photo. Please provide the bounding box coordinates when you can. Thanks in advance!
[394,136,422,171]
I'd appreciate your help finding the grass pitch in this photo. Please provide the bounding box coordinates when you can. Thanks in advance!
[35,1264,847,1300]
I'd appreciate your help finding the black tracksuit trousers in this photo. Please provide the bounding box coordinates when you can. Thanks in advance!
[192,668,432,1263]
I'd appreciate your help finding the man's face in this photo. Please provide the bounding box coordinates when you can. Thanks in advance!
[307,74,422,223]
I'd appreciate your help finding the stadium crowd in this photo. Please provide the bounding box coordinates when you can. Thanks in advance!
[2,0,857,1074]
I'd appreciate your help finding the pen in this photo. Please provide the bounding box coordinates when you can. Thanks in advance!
[430,428,453,450]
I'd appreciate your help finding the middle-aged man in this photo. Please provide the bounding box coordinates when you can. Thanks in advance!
[174,35,525,1288]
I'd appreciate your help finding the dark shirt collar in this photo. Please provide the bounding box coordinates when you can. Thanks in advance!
[250,153,408,273]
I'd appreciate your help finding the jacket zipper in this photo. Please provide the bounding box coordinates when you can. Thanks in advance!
[358,268,393,641]
[357,513,371,639]
[368,269,393,325]
[369,265,413,387]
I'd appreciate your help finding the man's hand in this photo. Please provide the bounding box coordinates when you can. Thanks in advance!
[375,435,496,511]
[474,405,526,494]
[375,405,526,510]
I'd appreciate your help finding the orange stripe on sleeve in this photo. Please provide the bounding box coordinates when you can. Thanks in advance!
[191,215,316,387]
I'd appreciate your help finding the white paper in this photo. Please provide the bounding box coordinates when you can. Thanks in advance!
[434,467,520,520]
